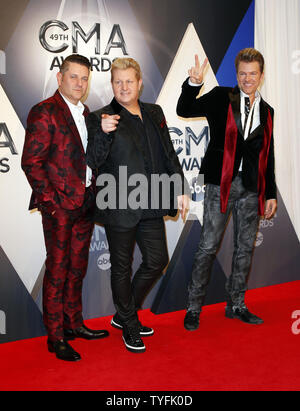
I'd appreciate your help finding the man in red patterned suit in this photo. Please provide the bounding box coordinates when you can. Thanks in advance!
[22,54,109,362]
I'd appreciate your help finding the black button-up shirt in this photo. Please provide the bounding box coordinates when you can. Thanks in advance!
[124,103,169,219]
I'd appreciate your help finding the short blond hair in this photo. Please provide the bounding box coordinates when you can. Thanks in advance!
[111,58,142,81]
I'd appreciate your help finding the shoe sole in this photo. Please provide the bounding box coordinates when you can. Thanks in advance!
[184,324,199,331]
[122,336,146,353]
[111,319,154,336]
[111,318,123,330]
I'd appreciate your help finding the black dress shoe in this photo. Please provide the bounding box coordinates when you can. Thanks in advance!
[47,339,81,362]
[111,313,154,336]
[225,305,264,324]
[64,324,109,340]
[184,310,200,331]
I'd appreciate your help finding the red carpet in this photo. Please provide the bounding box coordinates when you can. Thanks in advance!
[1,280,300,391]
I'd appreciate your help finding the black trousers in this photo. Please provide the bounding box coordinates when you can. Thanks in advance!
[105,217,168,328]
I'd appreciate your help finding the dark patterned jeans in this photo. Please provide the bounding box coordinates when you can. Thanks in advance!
[187,175,259,312]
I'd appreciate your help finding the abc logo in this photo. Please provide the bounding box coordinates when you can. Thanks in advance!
[189,177,205,202]
[97,253,111,271]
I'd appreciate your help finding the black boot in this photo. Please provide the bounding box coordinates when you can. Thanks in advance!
[225,304,263,324]
[184,310,200,331]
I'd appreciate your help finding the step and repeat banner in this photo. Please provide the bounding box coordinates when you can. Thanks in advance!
[1,0,299,343]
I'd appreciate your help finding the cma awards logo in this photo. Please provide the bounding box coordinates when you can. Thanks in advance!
[0,123,18,173]
[169,124,209,201]
[90,225,111,271]
[39,20,128,71]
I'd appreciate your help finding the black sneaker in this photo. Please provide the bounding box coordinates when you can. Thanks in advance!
[122,326,146,353]
[111,314,154,336]
[225,305,264,324]
[184,310,200,331]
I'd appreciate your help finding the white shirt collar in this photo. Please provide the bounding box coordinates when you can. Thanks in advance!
[240,88,261,103]
[59,92,84,114]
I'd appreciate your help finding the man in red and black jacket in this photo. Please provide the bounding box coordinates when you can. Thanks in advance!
[22,54,109,361]
[177,48,277,330]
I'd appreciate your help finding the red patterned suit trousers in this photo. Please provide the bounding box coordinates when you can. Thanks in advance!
[41,187,94,342]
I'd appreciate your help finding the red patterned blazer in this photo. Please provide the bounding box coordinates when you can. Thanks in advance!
[22,90,90,214]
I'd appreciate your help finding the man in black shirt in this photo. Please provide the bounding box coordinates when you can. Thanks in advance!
[87,57,189,353]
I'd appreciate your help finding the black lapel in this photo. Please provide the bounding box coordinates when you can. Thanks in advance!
[142,103,170,156]
[83,104,89,118]
[110,97,124,115]
[142,103,161,133]
[228,86,243,136]
[259,97,269,127]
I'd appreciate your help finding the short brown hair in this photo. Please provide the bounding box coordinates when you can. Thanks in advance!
[111,57,142,81]
[60,54,91,74]
[235,48,264,73]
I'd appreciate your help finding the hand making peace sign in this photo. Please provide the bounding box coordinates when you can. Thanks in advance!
[188,54,209,85]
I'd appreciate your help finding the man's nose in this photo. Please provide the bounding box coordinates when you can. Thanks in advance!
[121,82,128,90]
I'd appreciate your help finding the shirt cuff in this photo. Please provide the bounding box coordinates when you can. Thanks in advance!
[188,79,204,87]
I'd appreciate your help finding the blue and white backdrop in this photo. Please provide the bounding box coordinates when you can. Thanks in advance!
[0,0,299,343]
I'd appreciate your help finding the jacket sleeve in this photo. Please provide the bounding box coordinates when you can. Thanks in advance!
[264,109,277,200]
[21,104,59,213]
[86,112,113,169]
[176,78,217,118]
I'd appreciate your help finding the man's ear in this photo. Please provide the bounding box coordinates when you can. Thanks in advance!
[138,78,143,97]
[57,71,62,86]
